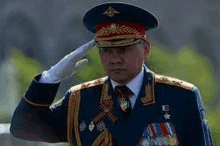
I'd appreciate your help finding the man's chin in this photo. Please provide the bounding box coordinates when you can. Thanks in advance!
[109,75,129,85]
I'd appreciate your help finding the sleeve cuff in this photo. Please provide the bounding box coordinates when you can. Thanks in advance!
[24,74,61,106]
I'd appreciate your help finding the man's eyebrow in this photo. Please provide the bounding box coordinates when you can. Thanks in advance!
[99,47,111,50]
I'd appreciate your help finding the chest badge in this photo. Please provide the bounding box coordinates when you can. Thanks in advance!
[97,120,106,132]
[162,105,171,120]
[89,121,95,132]
[79,120,86,131]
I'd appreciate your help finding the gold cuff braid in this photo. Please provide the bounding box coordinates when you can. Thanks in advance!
[23,96,52,107]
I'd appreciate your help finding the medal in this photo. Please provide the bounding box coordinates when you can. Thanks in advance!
[92,83,118,126]
[162,105,169,111]
[156,136,164,145]
[164,113,171,120]
[89,121,95,132]
[170,135,177,145]
[79,120,86,131]
[141,138,150,146]
[119,98,129,112]
[96,120,106,132]
[149,139,157,145]
[163,135,171,145]
[162,105,171,120]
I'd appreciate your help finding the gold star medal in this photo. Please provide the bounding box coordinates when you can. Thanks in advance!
[164,113,171,120]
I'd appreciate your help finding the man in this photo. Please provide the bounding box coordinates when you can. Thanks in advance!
[10,2,213,146]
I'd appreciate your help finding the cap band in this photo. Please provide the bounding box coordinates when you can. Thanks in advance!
[95,22,147,47]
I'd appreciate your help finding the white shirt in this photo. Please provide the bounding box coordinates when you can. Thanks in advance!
[111,66,148,109]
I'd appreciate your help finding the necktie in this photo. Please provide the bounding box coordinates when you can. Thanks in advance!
[114,85,133,121]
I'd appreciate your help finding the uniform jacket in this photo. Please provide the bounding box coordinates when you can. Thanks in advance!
[10,68,213,146]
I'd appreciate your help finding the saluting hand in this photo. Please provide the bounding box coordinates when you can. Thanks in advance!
[39,39,95,83]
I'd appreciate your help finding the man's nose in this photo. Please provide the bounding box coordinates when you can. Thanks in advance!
[109,50,123,64]
[109,49,124,64]
[110,57,123,64]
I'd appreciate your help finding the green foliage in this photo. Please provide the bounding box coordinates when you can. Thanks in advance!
[207,108,220,145]
[148,45,218,105]
[10,48,42,98]
[46,143,70,146]
[75,47,106,82]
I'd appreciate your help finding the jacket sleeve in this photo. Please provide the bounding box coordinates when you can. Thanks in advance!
[189,86,213,146]
[10,74,70,143]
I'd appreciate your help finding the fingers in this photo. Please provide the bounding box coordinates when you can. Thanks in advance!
[79,39,95,53]
[70,39,95,62]
[74,59,89,71]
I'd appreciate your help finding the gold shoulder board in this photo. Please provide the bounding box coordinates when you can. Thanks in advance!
[155,74,194,91]
[70,76,107,92]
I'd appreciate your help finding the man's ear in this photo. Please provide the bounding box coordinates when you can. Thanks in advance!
[142,40,151,61]
[98,47,102,55]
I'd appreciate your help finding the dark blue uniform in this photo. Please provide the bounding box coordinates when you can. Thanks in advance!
[10,69,213,145]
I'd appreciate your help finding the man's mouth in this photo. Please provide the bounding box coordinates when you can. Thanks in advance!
[110,68,126,72]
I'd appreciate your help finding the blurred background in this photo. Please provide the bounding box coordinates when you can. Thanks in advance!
[0,0,219,145]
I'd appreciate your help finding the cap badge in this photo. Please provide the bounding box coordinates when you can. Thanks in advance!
[110,23,116,30]
[103,7,119,17]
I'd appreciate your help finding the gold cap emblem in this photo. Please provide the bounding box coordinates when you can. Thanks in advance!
[103,7,119,17]
[110,23,116,30]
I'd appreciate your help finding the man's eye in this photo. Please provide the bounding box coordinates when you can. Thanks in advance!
[101,48,111,53]
[121,47,131,51]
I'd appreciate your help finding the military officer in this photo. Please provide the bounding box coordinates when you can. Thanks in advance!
[10,2,213,146]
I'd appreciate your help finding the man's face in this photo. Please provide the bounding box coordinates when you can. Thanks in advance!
[99,40,149,85]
